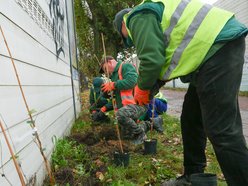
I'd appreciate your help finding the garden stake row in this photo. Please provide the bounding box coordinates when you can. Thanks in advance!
[0,26,55,185]
[0,120,26,186]
[101,33,123,153]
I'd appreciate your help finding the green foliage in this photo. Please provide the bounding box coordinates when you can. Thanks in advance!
[28,109,37,115]
[51,139,92,172]
[239,91,248,97]
[50,112,226,185]
[71,119,88,133]
[74,0,140,79]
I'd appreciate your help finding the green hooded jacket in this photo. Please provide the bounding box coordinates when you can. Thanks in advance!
[125,2,248,89]
[110,61,138,109]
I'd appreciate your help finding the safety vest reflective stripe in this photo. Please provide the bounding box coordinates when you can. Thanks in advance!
[164,0,190,45]
[163,3,212,79]
[118,63,136,106]
[121,95,134,99]
[125,0,233,81]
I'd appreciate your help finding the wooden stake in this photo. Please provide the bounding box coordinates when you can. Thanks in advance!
[150,98,156,139]
[101,33,123,153]
[0,120,26,186]
[0,25,55,185]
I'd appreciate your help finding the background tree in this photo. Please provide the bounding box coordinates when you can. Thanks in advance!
[74,0,139,83]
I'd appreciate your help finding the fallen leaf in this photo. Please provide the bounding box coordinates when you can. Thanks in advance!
[94,159,104,167]
[96,171,104,180]
[151,158,158,162]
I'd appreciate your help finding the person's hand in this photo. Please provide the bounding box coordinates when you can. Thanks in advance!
[134,85,150,105]
[89,105,96,112]
[101,82,115,92]
[91,110,108,122]
[100,106,107,112]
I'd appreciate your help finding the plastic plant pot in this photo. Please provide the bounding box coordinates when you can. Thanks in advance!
[144,139,157,155]
[113,151,129,167]
[190,173,217,186]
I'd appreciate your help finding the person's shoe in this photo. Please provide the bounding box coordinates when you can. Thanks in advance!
[153,116,164,133]
[161,175,191,186]
[131,132,147,145]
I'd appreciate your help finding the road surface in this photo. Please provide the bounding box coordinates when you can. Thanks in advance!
[162,89,248,142]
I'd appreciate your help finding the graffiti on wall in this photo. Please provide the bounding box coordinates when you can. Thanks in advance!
[49,0,65,58]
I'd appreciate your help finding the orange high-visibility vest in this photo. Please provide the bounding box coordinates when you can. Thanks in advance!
[118,63,136,106]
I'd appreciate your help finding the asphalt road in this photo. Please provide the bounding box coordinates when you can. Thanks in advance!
[161,89,248,143]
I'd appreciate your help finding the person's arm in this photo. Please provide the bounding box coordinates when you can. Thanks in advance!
[129,13,166,90]
[114,63,138,90]
[104,100,113,111]
[155,98,168,114]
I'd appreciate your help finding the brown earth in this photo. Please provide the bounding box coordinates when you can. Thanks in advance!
[51,90,142,185]
[51,89,248,185]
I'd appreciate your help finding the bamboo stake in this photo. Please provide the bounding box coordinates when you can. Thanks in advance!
[0,25,55,185]
[0,120,26,186]
[101,33,123,153]
[150,98,156,139]
[94,54,100,66]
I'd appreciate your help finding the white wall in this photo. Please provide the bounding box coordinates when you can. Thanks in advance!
[0,0,80,185]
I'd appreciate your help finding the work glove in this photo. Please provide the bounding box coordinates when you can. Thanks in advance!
[134,85,150,105]
[149,79,166,100]
[100,106,107,112]
[101,82,115,92]
[91,110,108,122]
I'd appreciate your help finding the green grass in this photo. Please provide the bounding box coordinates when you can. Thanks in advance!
[239,91,248,97]
[48,112,226,186]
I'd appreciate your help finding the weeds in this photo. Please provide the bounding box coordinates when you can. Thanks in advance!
[45,90,227,186]
[50,138,95,185]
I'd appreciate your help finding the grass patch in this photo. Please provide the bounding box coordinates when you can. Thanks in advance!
[239,91,248,97]
[45,90,227,185]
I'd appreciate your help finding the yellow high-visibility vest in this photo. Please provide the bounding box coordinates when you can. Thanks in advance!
[124,0,233,80]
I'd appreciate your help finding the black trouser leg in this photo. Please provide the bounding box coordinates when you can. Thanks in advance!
[196,36,248,186]
[181,84,207,175]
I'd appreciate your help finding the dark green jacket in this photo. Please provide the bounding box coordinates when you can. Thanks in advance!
[110,61,138,109]
[126,2,248,89]
[89,86,112,111]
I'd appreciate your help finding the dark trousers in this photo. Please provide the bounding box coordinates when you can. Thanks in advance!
[181,36,248,186]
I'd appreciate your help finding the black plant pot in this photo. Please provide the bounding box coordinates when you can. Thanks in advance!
[113,151,130,167]
[190,173,217,186]
[144,139,157,155]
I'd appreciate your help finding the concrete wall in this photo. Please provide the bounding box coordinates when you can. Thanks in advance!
[0,0,80,185]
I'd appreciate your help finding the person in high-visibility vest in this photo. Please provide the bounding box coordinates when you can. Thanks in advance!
[113,0,248,185]
[100,56,163,144]
[138,92,168,133]
[89,77,112,122]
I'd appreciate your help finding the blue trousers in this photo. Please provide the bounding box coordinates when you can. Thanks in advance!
[181,36,248,186]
